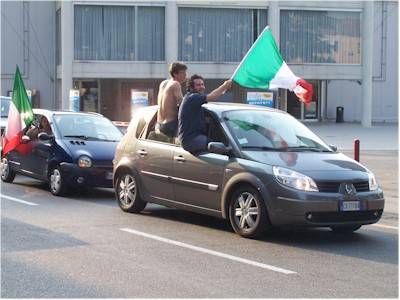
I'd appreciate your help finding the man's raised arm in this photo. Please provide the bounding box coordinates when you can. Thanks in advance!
[206,80,232,101]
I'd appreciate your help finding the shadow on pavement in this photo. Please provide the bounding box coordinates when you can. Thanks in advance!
[2,217,88,253]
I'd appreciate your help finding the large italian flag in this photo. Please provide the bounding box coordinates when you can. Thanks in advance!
[2,66,34,156]
[232,27,313,104]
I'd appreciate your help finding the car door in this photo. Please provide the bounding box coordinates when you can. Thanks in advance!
[172,147,228,212]
[134,119,175,203]
[172,114,230,212]
[22,114,53,179]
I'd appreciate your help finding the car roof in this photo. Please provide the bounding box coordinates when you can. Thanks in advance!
[32,109,104,118]
[132,103,287,118]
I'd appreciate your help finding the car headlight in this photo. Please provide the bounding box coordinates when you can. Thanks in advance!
[273,166,318,192]
[368,172,379,191]
[78,155,92,168]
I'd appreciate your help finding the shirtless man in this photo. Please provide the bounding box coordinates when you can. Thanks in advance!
[157,62,187,137]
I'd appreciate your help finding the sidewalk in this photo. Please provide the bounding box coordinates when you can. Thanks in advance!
[305,122,398,151]
[305,121,398,217]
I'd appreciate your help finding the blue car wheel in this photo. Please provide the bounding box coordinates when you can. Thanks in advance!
[49,166,67,196]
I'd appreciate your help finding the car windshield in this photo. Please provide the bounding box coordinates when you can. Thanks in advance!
[54,114,123,142]
[1,98,10,118]
[224,110,332,152]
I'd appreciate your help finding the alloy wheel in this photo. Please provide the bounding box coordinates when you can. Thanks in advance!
[118,174,136,206]
[233,192,260,231]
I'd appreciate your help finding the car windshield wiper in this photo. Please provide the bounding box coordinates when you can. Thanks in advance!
[241,146,288,151]
[286,146,332,152]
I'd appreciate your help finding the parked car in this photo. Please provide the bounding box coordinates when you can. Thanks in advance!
[1,96,11,136]
[113,103,384,238]
[112,121,129,134]
[1,109,123,196]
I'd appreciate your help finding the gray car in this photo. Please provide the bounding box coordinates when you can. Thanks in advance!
[113,103,384,238]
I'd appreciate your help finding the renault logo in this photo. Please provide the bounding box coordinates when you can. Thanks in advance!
[344,183,356,195]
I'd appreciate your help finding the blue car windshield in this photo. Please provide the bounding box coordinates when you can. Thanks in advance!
[1,98,10,118]
[224,110,332,152]
[54,114,123,142]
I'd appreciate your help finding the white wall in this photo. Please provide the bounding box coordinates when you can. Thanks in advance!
[1,1,56,109]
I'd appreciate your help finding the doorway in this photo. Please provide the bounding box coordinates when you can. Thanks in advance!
[73,80,100,113]
[286,80,320,121]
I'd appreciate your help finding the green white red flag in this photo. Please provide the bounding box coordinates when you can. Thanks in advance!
[232,27,313,104]
[2,66,34,156]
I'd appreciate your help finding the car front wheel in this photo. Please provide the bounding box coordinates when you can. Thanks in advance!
[330,225,362,233]
[49,167,67,196]
[115,171,147,213]
[1,157,16,183]
[228,185,271,238]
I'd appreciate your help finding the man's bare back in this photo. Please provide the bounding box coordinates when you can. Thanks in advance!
[157,79,183,124]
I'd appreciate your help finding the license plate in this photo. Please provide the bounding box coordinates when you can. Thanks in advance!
[105,171,113,180]
[340,201,361,211]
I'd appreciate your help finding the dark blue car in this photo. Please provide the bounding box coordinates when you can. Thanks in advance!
[1,109,123,196]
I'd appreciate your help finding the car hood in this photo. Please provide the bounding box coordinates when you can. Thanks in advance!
[62,139,118,165]
[242,151,368,173]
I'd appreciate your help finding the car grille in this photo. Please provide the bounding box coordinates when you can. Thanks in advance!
[306,209,383,223]
[316,181,370,193]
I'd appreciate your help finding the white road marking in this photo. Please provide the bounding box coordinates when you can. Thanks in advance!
[120,227,297,275]
[371,223,398,230]
[0,194,39,206]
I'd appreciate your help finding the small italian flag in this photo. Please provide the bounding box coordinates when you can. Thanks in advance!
[2,66,34,156]
[232,27,313,104]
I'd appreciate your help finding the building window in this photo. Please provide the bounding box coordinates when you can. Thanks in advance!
[280,10,361,64]
[179,8,267,62]
[74,5,165,61]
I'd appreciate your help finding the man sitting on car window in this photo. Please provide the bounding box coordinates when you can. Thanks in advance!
[178,74,232,154]
[24,116,52,141]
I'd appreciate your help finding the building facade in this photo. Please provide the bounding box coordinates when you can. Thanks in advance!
[1,1,398,124]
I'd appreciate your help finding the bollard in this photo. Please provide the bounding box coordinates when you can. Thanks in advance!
[354,139,360,162]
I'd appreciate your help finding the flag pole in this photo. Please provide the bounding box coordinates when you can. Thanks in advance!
[230,26,271,80]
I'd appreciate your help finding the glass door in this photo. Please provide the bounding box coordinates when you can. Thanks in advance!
[73,80,100,113]
[286,80,320,120]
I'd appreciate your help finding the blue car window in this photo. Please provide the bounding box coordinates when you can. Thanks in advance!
[54,114,123,142]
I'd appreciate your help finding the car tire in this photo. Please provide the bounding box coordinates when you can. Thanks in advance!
[49,166,67,196]
[228,185,271,238]
[330,225,362,233]
[1,156,16,183]
[115,171,147,213]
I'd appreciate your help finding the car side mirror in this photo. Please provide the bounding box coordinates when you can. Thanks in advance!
[330,145,338,152]
[38,132,54,142]
[208,142,232,156]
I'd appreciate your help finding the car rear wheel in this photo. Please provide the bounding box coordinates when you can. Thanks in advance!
[116,172,147,213]
[228,185,271,238]
[1,157,16,183]
[330,224,362,233]
[49,167,67,196]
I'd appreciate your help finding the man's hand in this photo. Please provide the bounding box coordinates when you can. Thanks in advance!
[21,135,31,144]
[223,80,233,90]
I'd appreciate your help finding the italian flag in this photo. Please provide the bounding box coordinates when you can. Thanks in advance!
[2,66,34,156]
[232,27,313,104]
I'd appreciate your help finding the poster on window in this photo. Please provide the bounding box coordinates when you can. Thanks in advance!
[69,89,80,112]
[131,90,149,113]
[246,92,274,107]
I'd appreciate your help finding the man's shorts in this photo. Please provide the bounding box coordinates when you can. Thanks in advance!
[158,120,178,138]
